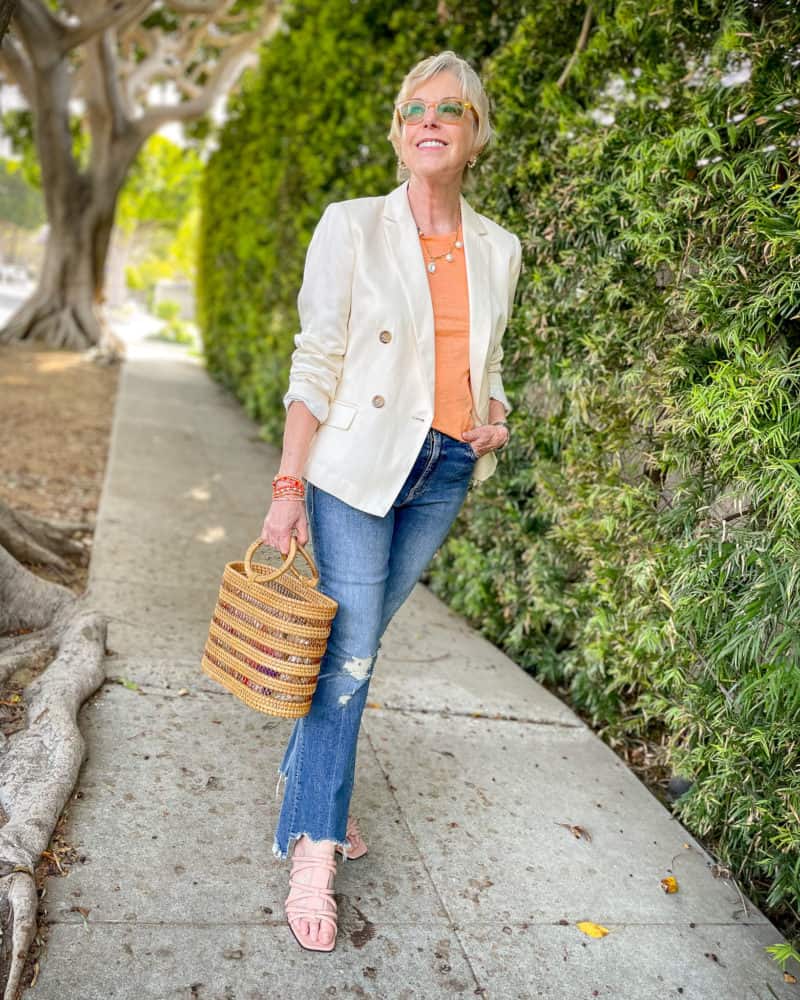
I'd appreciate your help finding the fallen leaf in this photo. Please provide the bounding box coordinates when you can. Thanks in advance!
[178,688,189,696]
[366,701,382,709]
[109,676,140,692]
[69,904,91,930]
[660,876,679,894]
[556,822,592,842]
[576,921,609,939]
[785,973,797,984]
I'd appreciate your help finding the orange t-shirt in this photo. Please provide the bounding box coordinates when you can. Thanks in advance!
[419,230,474,440]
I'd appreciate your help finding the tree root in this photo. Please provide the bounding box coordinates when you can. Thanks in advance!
[0,292,123,362]
[0,296,98,352]
[0,625,60,687]
[0,545,106,1000]
[0,499,91,572]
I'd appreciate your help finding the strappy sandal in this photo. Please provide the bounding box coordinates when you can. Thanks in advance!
[335,815,368,860]
[284,843,339,953]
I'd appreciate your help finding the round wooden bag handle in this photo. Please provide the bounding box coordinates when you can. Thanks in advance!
[244,536,320,586]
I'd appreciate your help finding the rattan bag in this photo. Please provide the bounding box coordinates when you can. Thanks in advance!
[201,537,338,718]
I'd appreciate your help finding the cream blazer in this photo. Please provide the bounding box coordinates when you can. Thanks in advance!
[283,179,522,517]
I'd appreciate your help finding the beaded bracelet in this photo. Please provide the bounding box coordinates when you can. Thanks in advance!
[272,474,305,501]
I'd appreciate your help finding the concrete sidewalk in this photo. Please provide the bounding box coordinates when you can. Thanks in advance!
[27,325,795,1000]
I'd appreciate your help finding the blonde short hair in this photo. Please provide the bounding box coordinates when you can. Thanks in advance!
[387,50,494,190]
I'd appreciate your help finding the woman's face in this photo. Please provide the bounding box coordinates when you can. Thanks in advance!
[398,70,480,186]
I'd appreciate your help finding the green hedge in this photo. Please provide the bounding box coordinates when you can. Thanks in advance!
[199,0,800,931]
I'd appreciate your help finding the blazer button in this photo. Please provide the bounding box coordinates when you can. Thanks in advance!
[372,394,385,408]
[379,330,392,343]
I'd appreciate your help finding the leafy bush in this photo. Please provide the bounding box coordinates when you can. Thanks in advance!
[152,298,193,344]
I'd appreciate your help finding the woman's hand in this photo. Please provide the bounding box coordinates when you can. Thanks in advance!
[260,498,309,555]
[461,423,509,458]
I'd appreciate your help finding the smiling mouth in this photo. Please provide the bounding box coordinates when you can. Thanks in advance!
[417,140,448,149]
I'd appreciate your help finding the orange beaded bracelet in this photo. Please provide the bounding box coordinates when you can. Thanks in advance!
[272,474,305,502]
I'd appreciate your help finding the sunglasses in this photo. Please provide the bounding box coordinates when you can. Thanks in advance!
[395,98,477,125]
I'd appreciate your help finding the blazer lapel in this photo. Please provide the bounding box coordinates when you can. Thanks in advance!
[383,180,492,415]
[460,192,492,410]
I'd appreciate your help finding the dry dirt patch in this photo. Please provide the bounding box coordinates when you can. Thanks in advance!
[0,342,119,590]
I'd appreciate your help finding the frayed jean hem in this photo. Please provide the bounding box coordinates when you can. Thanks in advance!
[272,766,354,863]
[272,832,353,862]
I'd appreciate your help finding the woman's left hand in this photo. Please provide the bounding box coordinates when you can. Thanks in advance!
[462,423,508,458]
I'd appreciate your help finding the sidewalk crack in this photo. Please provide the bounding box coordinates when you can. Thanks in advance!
[365,703,584,728]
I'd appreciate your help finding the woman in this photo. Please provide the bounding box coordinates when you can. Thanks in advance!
[261,50,523,952]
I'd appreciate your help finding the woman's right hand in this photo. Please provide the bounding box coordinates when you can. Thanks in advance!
[260,498,309,555]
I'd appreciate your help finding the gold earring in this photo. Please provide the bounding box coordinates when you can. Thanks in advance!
[468,157,477,168]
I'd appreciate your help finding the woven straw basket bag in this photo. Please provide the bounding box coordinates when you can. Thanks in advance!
[201,537,338,718]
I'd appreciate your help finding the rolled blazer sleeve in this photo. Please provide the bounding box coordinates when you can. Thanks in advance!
[282,202,355,424]
[487,233,522,417]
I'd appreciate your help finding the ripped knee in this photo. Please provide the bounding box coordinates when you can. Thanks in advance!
[318,652,377,708]
[343,654,373,681]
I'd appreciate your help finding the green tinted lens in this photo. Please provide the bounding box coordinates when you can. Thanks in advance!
[437,100,465,120]
[400,101,426,122]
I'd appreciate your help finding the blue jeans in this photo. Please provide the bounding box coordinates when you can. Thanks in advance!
[272,428,478,861]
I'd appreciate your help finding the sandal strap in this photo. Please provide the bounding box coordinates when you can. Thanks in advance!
[285,853,338,928]
[285,888,338,928]
[288,855,337,878]
[346,816,365,845]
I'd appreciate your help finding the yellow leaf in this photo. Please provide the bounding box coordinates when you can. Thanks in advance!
[660,876,679,893]
[784,973,797,984]
[556,822,592,842]
[576,921,609,939]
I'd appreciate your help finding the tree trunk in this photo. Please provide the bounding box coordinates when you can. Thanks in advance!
[0,174,124,351]
[0,6,145,354]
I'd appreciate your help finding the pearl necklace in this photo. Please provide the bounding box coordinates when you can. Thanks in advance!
[416,221,464,274]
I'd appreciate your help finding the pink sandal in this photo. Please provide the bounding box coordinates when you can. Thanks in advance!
[284,841,339,952]
[335,815,368,860]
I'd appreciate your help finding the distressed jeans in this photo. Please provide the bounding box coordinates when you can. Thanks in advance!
[272,427,479,861]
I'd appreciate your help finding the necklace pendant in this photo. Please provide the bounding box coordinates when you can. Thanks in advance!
[454,239,463,248]
[445,252,454,262]
[427,261,437,273]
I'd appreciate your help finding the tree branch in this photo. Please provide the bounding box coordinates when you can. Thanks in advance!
[0,32,34,104]
[168,0,229,13]
[138,36,255,130]
[61,0,152,53]
[12,0,68,59]
[136,7,277,135]
[556,4,593,90]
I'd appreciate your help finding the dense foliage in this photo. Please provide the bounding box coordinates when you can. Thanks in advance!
[199,0,800,932]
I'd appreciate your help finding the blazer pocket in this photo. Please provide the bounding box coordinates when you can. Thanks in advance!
[323,399,358,430]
